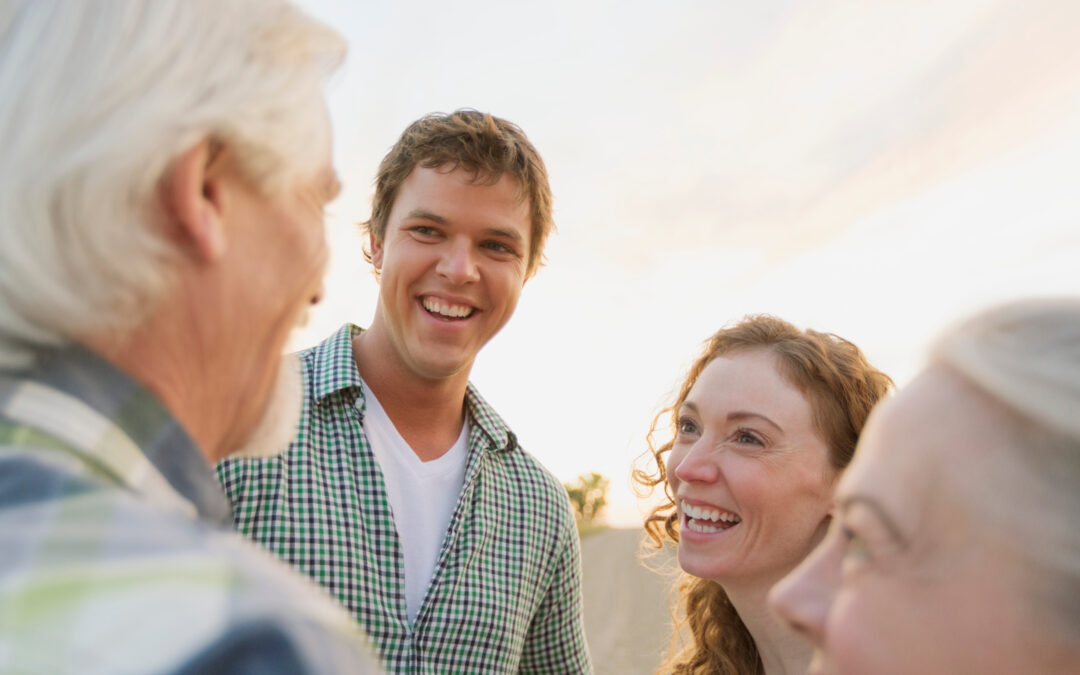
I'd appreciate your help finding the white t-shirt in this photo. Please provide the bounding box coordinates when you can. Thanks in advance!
[360,380,468,625]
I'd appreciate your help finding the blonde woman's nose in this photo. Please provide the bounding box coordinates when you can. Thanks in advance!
[769,522,842,647]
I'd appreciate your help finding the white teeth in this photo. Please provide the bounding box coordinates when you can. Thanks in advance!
[682,501,741,525]
[686,519,725,534]
[422,297,473,319]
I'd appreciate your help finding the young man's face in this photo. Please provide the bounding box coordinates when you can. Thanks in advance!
[369,164,531,382]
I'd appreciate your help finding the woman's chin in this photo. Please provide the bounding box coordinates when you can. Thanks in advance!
[678,543,732,582]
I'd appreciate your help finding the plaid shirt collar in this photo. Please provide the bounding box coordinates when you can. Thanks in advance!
[311,324,518,454]
[0,344,232,526]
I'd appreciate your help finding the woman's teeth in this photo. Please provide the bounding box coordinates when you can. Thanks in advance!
[682,501,741,533]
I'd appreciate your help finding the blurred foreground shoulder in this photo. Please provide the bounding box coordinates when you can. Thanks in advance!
[0,450,380,674]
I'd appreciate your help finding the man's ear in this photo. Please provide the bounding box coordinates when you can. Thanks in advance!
[162,139,227,262]
[369,232,384,270]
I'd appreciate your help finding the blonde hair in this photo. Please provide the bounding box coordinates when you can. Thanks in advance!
[634,315,892,674]
[0,0,345,367]
[930,297,1080,644]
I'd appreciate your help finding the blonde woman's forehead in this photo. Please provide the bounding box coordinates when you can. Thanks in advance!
[840,368,1017,547]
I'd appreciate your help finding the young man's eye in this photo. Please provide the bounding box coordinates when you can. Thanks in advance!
[409,225,440,238]
[482,240,518,256]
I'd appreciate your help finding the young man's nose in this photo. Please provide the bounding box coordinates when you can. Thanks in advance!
[768,525,839,647]
[436,240,480,284]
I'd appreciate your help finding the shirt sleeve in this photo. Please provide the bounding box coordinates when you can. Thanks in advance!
[518,512,594,674]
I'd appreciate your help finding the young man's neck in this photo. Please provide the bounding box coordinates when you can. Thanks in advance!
[351,328,470,462]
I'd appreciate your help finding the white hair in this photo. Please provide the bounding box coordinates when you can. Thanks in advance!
[930,297,1080,643]
[0,0,346,367]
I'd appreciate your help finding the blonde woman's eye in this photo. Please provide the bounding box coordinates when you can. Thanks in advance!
[841,525,872,575]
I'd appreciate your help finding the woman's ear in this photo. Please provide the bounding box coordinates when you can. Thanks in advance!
[161,139,227,261]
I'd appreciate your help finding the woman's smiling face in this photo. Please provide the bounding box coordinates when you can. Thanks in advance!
[668,348,838,585]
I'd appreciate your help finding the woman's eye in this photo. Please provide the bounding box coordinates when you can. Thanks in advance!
[676,418,698,435]
[734,429,762,445]
[841,525,872,575]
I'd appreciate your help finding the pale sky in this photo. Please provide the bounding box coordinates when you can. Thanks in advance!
[292,0,1080,527]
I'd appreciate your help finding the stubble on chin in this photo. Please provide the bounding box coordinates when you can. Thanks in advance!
[226,353,304,460]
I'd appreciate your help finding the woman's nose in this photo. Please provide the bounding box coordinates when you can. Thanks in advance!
[769,523,842,647]
[672,441,720,484]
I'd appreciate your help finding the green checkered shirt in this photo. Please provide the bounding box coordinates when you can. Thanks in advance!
[0,345,378,673]
[217,324,592,673]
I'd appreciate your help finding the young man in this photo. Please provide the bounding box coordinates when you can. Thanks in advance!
[0,1,377,672]
[218,111,592,672]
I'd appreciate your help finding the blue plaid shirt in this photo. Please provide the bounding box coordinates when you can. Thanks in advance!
[0,345,379,674]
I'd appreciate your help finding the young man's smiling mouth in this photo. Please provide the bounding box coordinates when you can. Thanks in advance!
[421,295,476,320]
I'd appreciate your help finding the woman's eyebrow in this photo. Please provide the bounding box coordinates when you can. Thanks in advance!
[839,494,909,546]
[727,410,781,431]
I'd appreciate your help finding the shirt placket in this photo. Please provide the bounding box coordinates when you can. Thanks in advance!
[408,417,495,672]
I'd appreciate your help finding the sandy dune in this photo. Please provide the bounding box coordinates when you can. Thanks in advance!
[580,528,680,674]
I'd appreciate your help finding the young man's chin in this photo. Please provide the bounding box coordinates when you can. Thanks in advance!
[226,353,303,460]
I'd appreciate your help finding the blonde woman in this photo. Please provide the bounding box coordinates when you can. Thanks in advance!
[772,298,1080,674]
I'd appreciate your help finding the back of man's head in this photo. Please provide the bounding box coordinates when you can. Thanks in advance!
[363,110,554,279]
[0,0,345,368]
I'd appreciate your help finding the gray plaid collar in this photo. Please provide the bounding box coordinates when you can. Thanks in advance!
[0,344,231,525]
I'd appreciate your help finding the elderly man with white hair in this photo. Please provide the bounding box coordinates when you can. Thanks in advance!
[0,1,378,672]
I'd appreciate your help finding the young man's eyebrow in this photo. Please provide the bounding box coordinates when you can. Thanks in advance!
[839,494,908,546]
[483,227,524,245]
[404,208,448,224]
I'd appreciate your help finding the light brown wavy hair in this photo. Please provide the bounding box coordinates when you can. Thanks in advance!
[361,108,553,278]
[633,315,893,674]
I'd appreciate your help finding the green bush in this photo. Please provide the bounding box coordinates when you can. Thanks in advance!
[564,471,610,534]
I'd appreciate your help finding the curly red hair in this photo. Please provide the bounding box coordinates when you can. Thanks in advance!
[633,315,893,674]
